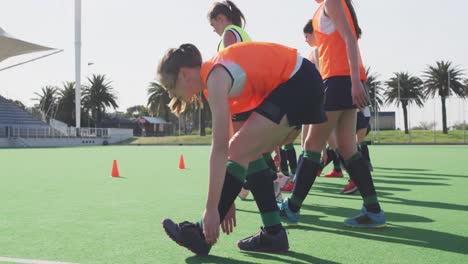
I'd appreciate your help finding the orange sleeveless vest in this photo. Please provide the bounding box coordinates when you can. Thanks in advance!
[201,42,298,114]
[312,0,366,80]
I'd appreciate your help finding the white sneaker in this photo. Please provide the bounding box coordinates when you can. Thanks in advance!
[238,188,250,200]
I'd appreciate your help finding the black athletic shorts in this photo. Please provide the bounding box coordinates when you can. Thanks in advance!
[356,111,371,131]
[323,76,368,111]
[231,110,253,122]
[254,59,327,126]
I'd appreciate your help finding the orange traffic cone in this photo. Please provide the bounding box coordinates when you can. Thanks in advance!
[111,160,120,177]
[179,154,186,169]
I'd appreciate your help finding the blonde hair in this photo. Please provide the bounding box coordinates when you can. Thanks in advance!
[157,44,203,116]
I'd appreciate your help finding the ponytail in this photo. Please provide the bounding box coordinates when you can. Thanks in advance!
[208,1,246,28]
[345,0,362,39]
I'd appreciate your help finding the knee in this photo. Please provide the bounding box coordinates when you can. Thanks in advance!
[229,133,261,164]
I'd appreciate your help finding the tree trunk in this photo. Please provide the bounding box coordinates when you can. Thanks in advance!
[200,108,206,136]
[402,103,409,134]
[97,108,102,127]
[193,108,199,131]
[441,96,448,134]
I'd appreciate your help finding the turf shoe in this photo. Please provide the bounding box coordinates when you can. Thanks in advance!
[278,198,300,225]
[237,227,289,253]
[282,181,295,193]
[324,169,344,178]
[344,206,386,228]
[341,180,358,194]
[162,219,211,256]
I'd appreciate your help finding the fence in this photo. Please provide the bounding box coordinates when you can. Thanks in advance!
[371,96,467,144]
[0,126,110,139]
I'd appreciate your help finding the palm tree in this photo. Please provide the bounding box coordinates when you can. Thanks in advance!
[423,61,466,134]
[385,72,426,134]
[147,82,171,121]
[33,86,58,122]
[365,67,384,112]
[464,79,468,97]
[82,74,118,126]
[56,82,76,126]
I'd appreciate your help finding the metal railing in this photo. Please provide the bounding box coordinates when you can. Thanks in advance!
[0,126,109,139]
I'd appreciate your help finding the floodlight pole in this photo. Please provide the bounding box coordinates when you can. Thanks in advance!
[75,0,82,129]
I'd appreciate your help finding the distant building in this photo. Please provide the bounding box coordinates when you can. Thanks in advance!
[370,111,396,130]
[135,116,172,137]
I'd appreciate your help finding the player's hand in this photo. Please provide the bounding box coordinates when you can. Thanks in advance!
[351,81,368,110]
[221,203,236,235]
[202,207,220,245]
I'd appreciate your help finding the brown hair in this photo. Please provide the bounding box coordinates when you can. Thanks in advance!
[208,1,246,28]
[345,0,362,39]
[157,43,202,115]
[303,19,313,34]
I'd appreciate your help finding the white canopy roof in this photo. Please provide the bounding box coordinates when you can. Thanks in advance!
[0,26,54,63]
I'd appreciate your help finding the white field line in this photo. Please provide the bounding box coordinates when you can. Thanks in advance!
[0,257,78,264]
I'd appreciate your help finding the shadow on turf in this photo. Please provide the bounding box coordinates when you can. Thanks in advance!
[396,171,468,179]
[374,167,468,179]
[238,203,433,224]
[309,183,468,212]
[185,255,257,264]
[315,182,412,193]
[242,251,339,264]
[374,167,430,172]
[185,250,338,264]
[287,220,468,255]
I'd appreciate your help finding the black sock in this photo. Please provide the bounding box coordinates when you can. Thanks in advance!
[284,144,298,175]
[289,151,321,212]
[263,152,277,173]
[346,153,381,213]
[322,146,336,169]
[332,151,342,172]
[360,143,371,164]
[248,159,283,235]
[279,149,289,175]
[296,152,304,181]
[218,161,246,221]
[336,150,346,170]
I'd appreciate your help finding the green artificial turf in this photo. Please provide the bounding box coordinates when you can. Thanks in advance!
[0,145,467,263]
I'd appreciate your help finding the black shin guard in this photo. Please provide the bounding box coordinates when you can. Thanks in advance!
[218,172,244,221]
[280,149,289,175]
[250,168,282,234]
[290,156,321,212]
[346,154,381,213]
[286,147,298,175]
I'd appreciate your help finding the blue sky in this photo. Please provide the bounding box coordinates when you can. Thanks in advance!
[1,0,467,128]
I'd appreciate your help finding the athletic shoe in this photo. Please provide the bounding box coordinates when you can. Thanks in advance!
[237,227,289,253]
[324,169,344,178]
[278,198,299,225]
[162,219,211,256]
[238,188,250,200]
[282,181,295,193]
[344,206,386,228]
[276,194,284,204]
[341,180,358,194]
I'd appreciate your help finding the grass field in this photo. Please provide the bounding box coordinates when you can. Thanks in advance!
[1,145,467,263]
[125,130,468,145]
